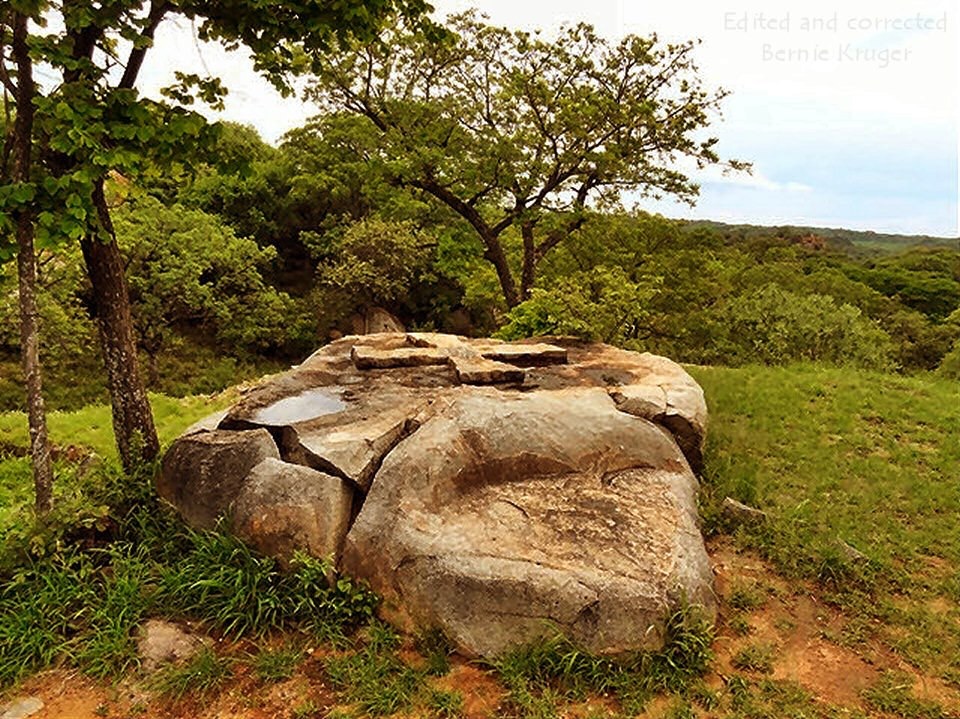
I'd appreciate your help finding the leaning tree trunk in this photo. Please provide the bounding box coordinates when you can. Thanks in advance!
[11,11,54,515]
[81,182,159,472]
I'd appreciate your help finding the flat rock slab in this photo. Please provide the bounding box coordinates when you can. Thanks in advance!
[158,333,712,658]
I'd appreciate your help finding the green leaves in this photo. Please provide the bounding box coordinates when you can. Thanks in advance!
[315,216,435,310]
[3,0,428,259]
[305,11,747,306]
[2,182,36,205]
[113,195,294,357]
[498,265,660,345]
[161,72,228,111]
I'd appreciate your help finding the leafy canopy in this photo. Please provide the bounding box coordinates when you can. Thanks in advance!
[307,11,747,306]
[0,0,433,256]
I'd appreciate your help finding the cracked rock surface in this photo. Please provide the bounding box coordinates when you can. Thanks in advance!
[158,333,714,658]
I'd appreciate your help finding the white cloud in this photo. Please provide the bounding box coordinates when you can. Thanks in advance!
[696,165,813,193]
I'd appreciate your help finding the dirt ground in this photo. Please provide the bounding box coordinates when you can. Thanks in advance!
[5,539,958,719]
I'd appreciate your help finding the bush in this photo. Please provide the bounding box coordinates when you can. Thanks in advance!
[938,340,960,379]
[715,285,894,370]
[498,266,659,345]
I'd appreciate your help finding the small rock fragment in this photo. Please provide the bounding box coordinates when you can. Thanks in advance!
[136,620,208,674]
[0,697,44,719]
[721,497,768,526]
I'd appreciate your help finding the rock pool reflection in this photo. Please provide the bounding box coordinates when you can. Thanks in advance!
[250,387,347,425]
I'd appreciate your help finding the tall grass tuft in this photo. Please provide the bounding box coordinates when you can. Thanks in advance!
[493,603,714,716]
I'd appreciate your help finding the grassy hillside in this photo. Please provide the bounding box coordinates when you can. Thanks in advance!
[692,365,960,687]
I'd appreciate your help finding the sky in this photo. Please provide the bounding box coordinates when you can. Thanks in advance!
[137,0,959,238]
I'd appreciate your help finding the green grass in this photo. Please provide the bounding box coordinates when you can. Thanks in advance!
[491,604,714,716]
[731,642,776,674]
[728,581,767,612]
[0,391,236,461]
[862,672,952,719]
[690,364,960,681]
[324,645,427,716]
[146,646,233,700]
[424,688,464,717]
[252,644,303,682]
[0,485,377,688]
[322,623,466,718]
[0,392,234,549]
[720,676,856,718]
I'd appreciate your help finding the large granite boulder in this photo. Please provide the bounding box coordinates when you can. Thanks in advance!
[158,333,713,657]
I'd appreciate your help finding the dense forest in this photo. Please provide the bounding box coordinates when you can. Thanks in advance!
[1,117,957,413]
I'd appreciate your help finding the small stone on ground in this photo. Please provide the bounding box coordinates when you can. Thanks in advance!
[0,697,44,719]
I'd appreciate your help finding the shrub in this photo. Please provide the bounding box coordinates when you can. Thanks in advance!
[498,266,659,345]
[716,285,894,369]
[937,340,960,379]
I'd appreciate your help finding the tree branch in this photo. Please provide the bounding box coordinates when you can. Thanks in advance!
[118,2,172,90]
[0,53,17,95]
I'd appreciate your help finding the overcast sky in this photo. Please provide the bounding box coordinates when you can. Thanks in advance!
[137,0,959,238]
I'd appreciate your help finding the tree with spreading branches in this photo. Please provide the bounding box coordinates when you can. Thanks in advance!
[308,12,748,309]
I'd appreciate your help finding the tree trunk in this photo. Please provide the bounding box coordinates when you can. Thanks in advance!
[11,12,54,515]
[16,220,54,515]
[519,221,537,302]
[81,181,159,472]
[483,235,520,309]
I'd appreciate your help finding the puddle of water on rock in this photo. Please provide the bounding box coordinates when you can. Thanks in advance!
[250,387,347,425]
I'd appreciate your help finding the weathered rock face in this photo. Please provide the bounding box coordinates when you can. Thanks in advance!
[158,333,713,658]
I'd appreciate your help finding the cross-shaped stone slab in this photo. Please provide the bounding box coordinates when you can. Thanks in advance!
[350,333,568,385]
